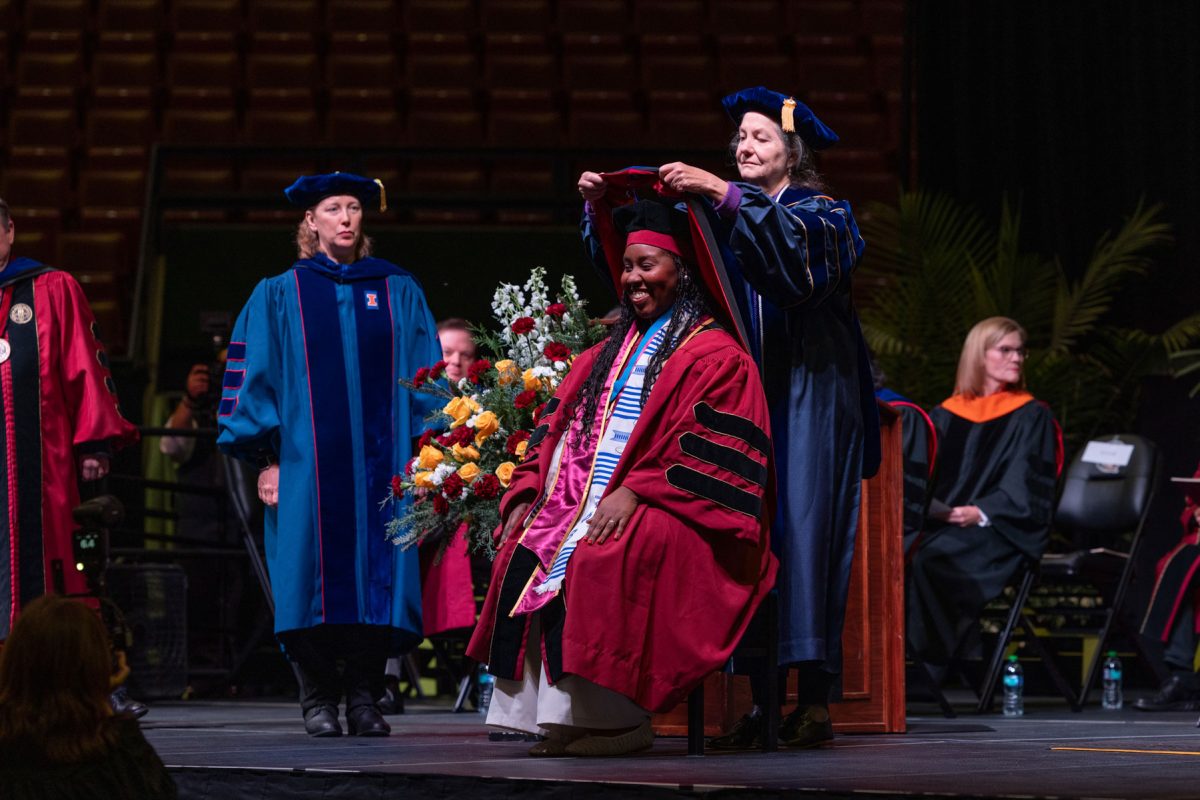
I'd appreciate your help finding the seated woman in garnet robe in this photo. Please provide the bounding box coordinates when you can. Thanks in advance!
[466,199,777,757]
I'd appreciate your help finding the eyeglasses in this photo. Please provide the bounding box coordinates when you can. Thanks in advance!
[990,345,1028,359]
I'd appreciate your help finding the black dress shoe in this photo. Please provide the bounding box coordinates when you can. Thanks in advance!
[780,704,833,749]
[304,705,343,737]
[346,704,391,737]
[110,686,149,720]
[377,676,405,715]
[1134,674,1200,711]
[707,712,763,750]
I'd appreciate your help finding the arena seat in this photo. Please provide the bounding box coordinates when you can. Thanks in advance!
[561,34,636,92]
[556,0,629,35]
[324,0,398,34]
[402,0,477,33]
[709,0,786,36]
[788,0,860,36]
[405,33,481,90]
[567,89,644,148]
[646,90,727,148]
[486,89,562,147]
[246,0,320,34]
[246,52,320,90]
[406,88,484,147]
[632,0,706,36]
[639,35,714,93]
[23,0,89,32]
[480,0,553,33]
[326,52,401,90]
[170,0,242,33]
[484,33,558,91]
[96,0,164,32]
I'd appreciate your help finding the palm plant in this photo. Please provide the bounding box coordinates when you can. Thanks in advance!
[859,191,1200,453]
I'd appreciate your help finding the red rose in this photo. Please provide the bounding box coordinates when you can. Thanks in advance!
[391,474,404,497]
[442,473,465,500]
[429,360,448,380]
[543,342,572,361]
[413,366,430,384]
[417,429,436,449]
[545,303,567,319]
[505,430,531,455]
[432,495,449,514]
[514,389,538,409]
[532,402,547,423]
[467,358,493,384]
[511,317,535,335]
[473,474,501,499]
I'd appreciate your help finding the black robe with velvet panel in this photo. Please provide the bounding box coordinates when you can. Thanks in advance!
[907,395,1058,665]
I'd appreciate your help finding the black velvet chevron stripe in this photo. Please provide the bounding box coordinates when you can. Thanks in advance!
[666,464,761,517]
[692,402,770,456]
[541,397,561,418]
[678,431,767,487]
[528,423,551,449]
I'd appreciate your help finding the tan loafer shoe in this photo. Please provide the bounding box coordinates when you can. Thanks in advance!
[564,719,654,757]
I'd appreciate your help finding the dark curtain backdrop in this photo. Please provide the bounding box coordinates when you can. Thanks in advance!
[914,0,1200,328]
[914,1,1200,668]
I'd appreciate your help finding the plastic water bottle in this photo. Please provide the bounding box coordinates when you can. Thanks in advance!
[1102,651,1123,710]
[1002,654,1024,717]
[477,664,495,716]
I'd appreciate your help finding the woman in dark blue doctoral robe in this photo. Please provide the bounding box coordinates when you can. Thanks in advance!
[578,87,880,748]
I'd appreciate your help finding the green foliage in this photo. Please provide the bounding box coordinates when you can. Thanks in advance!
[859,191,1200,453]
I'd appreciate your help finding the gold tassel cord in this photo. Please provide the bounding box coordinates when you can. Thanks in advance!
[375,178,387,212]
[781,98,797,134]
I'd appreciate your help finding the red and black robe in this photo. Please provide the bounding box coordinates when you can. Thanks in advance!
[0,258,138,639]
[467,323,777,713]
[1141,461,1200,644]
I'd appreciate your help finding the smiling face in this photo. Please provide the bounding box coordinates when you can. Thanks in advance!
[983,331,1026,395]
[734,111,792,191]
[305,194,363,263]
[621,243,679,321]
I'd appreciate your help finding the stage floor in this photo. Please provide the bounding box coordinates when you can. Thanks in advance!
[145,697,1200,799]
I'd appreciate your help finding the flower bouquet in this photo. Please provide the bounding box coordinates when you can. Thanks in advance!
[385,268,607,559]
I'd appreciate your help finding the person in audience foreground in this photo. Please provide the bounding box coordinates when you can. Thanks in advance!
[218,173,442,737]
[467,199,776,757]
[907,317,1060,680]
[0,594,176,799]
[582,86,879,749]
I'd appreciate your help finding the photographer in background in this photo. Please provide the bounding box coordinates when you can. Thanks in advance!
[161,355,248,681]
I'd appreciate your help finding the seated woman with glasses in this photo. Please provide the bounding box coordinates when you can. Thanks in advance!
[907,316,1060,676]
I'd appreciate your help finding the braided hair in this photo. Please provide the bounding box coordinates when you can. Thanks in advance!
[566,255,714,448]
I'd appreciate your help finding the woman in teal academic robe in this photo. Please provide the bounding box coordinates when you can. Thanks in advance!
[218,173,441,737]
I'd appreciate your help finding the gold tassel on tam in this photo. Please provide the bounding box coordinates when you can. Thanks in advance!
[374,178,387,212]
[781,98,797,133]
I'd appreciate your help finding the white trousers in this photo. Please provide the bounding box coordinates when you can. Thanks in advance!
[485,615,648,737]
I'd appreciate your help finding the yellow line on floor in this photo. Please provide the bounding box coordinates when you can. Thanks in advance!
[1052,746,1200,757]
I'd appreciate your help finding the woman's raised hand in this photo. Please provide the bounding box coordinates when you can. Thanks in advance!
[578,171,608,202]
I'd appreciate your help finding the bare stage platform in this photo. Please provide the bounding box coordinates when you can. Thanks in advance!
[145,695,1200,800]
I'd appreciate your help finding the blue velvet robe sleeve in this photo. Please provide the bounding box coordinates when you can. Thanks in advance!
[725,183,865,308]
[217,279,281,463]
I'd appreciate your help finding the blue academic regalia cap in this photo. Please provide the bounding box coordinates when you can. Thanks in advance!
[721,86,839,150]
[283,172,387,211]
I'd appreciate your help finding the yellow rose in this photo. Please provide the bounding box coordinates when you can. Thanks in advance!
[452,443,480,461]
[443,396,473,428]
[495,359,520,386]
[457,462,480,483]
[515,440,528,460]
[473,411,500,445]
[413,471,436,489]
[417,445,444,470]
[522,368,541,392]
[495,461,516,488]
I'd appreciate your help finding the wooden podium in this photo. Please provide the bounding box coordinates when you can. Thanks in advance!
[654,401,906,735]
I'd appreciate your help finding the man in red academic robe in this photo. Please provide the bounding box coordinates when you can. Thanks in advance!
[0,197,138,641]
